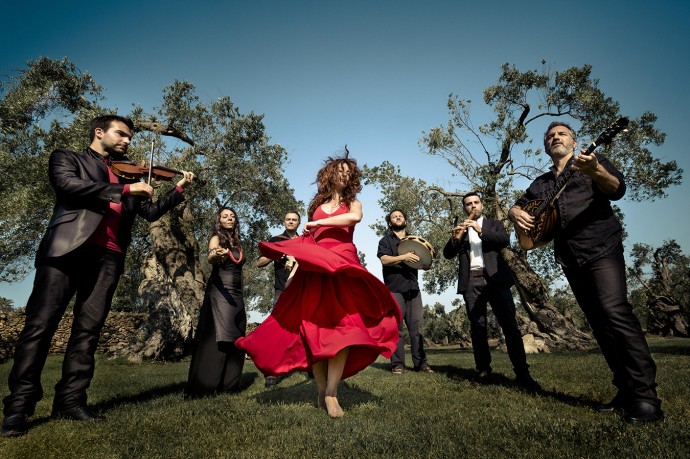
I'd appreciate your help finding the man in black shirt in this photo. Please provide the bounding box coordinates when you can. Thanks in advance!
[256,211,301,304]
[377,210,432,374]
[256,211,300,386]
[510,121,663,423]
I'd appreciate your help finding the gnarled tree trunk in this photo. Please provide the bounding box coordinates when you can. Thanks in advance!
[502,247,594,350]
[119,203,206,362]
[647,297,688,337]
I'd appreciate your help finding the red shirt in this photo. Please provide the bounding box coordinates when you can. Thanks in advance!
[87,162,131,252]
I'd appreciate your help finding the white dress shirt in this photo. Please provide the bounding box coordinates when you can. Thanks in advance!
[468,216,484,271]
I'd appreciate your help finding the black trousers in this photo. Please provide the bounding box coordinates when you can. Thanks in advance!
[185,298,245,396]
[563,243,660,406]
[462,275,529,376]
[3,245,124,416]
[390,290,427,370]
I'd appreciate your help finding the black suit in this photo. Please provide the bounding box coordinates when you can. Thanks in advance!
[3,147,185,417]
[514,155,660,409]
[443,217,529,377]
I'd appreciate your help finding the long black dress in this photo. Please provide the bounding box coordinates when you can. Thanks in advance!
[185,248,246,396]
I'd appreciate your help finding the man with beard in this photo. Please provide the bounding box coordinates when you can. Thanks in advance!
[510,121,663,422]
[378,209,433,375]
[2,115,195,437]
[256,210,301,387]
[444,193,538,391]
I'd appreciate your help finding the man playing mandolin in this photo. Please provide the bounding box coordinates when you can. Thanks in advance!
[377,209,433,375]
[509,121,663,423]
[2,115,196,437]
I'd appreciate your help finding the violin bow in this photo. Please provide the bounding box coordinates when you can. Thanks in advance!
[147,139,155,185]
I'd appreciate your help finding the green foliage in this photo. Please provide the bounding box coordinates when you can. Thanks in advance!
[1,340,688,458]
[422,301,469,345]
[362,161,460,295]
[368,63,682,302]
[0,57,101,133]
[628,239,690,334]
[421,62,681,213]
[0,59,302,314]
[0,58,103,282]
[124,80,304,314]
[0,297,14,311]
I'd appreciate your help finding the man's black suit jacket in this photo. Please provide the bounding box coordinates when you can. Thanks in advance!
[442,217,514,294]
[35,147,185,264]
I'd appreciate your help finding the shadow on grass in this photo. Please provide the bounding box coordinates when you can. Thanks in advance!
[19,381,190,432]
[19,380,187,432]
[252,376,382,411]
[430,363,606,410]
[26,373,261,431]
[371,355,606,412]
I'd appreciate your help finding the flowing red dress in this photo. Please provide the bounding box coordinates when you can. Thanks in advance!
[235,203,401,379]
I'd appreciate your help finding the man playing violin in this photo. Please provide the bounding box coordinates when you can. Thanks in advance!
[444,192,538,391]
[509,121,663,423]
[378,209,433,375]
[2,115,195,437]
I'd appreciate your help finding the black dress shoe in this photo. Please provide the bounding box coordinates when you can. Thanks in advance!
[515,374,542,393]
[416,364,435,374]
[2,413,29,437]
[264,376,279,388]
[622,401,664,423]
[477,369,492,380]
[595,393,628,413]
[51,405,105,422]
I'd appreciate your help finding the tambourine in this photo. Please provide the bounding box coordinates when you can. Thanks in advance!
[398,235,435,270]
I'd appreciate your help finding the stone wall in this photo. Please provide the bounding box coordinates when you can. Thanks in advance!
[0,311,147,363]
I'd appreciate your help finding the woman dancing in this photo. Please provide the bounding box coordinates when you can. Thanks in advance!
[235,153,401,417]
[186,207,247,397]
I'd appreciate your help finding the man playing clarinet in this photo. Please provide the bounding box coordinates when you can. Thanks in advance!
[445,192,538,391]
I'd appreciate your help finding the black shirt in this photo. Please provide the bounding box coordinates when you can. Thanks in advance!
[268,231,294,291]
[514,154,626,267]
[377,232,419,293]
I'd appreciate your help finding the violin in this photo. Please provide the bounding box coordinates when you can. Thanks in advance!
[110,160,187,182]
[109,139,203,185]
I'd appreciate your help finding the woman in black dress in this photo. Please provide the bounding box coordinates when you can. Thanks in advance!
[185,207,246,397]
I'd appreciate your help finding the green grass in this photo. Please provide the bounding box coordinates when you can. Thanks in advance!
[1,338,689,458]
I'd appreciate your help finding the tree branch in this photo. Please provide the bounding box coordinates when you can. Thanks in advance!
[137,121,195,146]
[427,186,465,198]
[524,110,572,126]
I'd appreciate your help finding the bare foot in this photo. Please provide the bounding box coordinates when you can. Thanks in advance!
[318,393,327,411]
[324,396,344,418]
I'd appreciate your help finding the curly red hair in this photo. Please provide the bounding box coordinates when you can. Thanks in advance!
[307,157,362,219]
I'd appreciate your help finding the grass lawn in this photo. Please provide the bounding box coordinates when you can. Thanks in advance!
[1,337,688,458]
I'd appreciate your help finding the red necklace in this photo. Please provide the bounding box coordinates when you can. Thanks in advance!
[228,246,243,263]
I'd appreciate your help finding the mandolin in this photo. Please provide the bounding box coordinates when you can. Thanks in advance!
[515,117,629,250]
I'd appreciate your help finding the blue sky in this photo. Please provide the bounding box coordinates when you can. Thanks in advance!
[2,0,689,316]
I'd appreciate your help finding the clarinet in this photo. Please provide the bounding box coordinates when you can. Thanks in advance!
[454,209,478,239]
